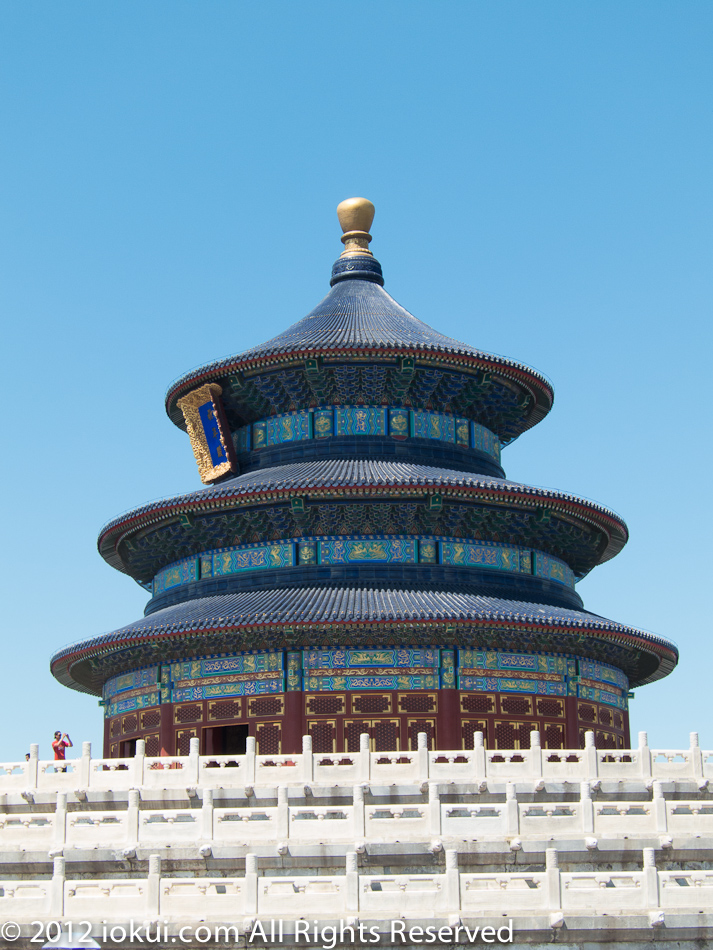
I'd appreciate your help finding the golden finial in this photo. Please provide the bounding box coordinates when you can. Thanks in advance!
[337,197,375,258]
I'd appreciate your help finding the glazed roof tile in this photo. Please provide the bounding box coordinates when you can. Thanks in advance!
[51,586,677,690]
[165,278,553,410]
[99,459,628,576]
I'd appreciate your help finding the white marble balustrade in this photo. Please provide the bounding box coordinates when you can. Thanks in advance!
[5,731,710,796]
[2,850,712,924]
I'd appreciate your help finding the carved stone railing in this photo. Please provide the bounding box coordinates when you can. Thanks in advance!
[3,731,711,795]
[3,850,712,929]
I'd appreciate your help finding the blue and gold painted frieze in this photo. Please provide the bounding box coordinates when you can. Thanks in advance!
[152,536,576,595]
[302,648,440,691]
[459,675,568,697]
[303,648,440,669]
[233,406,501,463]
[578,685,628,710]
[104,666,160,702]
[154,559,199,595]
[168,651,284,703]
[579,658,629,691]
[441,541,521,573]
[266,410,312,445]
[336,406,387,436]
[456,650,628,709]
[103,647,629,715]
[212,542,295,577]
[534,552,575,588]
[319,538,417,564]
[458,650,575,676]
[304,672,440,691]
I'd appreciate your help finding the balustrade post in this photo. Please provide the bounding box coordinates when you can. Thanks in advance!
[187,737,200,785]
[583,731,597,780]
[530,731,542,779]
[353,784,365,837]
[245,737,256,786]
[147,854,161,916]
[133,739,146,787]
[642,848,659,911]
[505,782,519,835]
[201,788,214,841]
[80,742,92,788]
[302,735,314,783]
[417,732,429,781]
[358,733,371,783]
[580,782,594,834]
[54,792,67,847]
[277,785,289,838]
[50,855,65,917]
[445,849,460,914]
[690,732,703,781]
[545,849,561,911]
[127,788,140,847]
[28,743,39,789]
[652,781,667,832]
[346,851,359,913]
[244,854,258,915]
[428,783,441,836]
[472,731,486,782]
[638,732,652,781]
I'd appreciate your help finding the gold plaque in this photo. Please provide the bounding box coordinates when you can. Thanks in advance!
[177,383,237,483]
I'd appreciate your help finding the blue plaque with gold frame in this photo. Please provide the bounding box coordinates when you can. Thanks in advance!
[177,383,238,483]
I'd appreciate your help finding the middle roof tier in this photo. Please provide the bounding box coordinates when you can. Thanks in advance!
[99,459,628,586]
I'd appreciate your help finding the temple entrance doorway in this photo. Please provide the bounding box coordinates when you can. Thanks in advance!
[204,724,249,756]
[119,738,137,758]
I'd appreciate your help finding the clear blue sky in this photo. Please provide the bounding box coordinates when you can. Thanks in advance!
[1,3,710,760]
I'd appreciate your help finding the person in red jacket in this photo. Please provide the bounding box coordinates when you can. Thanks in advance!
[52,731,72,771]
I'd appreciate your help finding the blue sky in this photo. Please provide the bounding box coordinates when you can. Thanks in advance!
[1,3,710,760]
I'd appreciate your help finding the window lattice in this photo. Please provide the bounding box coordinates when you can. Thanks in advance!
[352,695,390,715]
[309,721,336,754]
[249,696,284,718]
[175,730,196,755]
[461,694,494,714]
[398,694,436,714]
[407,720,435,750]
[175,704,203,724]
[122,715,138,735]
[344,720,371,752]
[208,700,242,721]
[306,695,345,715]
[144,733,161,756]
[461,720,487,749]
[141,710,161,730]
[536,698,564,718]
[500,696,532,716]
[256,723,281,755]
[543,723,564,749]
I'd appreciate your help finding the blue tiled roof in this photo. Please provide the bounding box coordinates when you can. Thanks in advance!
[100,459,626,537]
[51,586,677,690]
[165,276,552,406]
[99,459,628,574]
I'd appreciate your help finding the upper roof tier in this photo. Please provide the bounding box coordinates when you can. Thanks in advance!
[165,199,554,445]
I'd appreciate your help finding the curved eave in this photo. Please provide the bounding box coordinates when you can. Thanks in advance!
[164,345,554,440]
[97,462,628,579]
[50,589,678,696]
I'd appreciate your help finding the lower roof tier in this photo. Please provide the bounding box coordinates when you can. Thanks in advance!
[51,587,677,696]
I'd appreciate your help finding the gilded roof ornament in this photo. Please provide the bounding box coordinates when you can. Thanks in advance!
[337,196,375,257]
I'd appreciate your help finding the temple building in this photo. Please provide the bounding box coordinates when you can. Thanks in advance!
[51,198,677,758]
